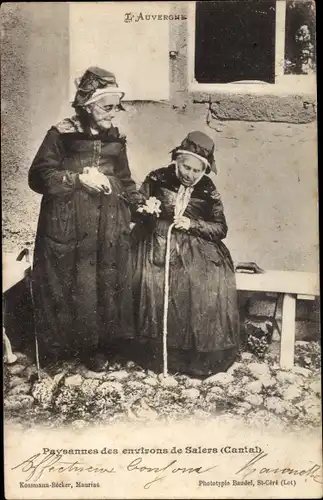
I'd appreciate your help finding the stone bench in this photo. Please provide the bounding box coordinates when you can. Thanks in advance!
[236,270,320,369]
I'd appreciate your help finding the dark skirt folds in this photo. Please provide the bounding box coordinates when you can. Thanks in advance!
[131,221,240,377]
[32,179,135,361]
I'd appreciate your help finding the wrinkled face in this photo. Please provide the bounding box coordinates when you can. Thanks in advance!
[86,101,118,130]
[176,154,206,186]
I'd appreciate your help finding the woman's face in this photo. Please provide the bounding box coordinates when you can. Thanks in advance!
[176,154,205,186]
[86,102,117,130]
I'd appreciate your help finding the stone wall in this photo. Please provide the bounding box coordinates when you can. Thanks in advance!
[1,3,70,250]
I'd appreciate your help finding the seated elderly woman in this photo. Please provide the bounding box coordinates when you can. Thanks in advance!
[132,131,240,377]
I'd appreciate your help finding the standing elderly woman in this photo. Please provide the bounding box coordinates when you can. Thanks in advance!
[132,131,240,377]
[29,67,142,371]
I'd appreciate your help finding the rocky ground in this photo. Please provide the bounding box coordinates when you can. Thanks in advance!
[4,340,321,431]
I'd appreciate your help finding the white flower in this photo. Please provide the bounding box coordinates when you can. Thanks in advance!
[137,197,161,217]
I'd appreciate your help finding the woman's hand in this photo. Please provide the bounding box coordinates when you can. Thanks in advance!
[79,174,104,194]
[173,216,191,231]
[79,169,112,195]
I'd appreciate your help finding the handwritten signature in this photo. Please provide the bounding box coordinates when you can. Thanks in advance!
[235,451,323,484]
[11,453,116,483]
[127,457,217,489]
[11,453,217,489]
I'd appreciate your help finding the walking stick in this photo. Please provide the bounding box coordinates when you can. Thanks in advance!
[28,274,41,380]
[19,249,41,380]
[162,222,175,377]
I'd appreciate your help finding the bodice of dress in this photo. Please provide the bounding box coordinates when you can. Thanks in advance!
[142,166,220,223]
[28,116,142,206]
[135,165,229,247]
[60,134,125,176]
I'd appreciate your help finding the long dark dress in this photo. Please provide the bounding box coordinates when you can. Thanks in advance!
[132,165,240,377]
[29,116,142,361]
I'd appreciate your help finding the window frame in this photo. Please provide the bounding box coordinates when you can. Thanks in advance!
[187,0,316,95]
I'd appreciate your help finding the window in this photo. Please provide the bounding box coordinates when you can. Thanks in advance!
[188,0,316,92]
[195,0,276,84]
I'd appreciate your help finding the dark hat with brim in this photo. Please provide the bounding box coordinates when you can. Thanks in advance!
[72,67,126,110]
[171,131,216,174]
